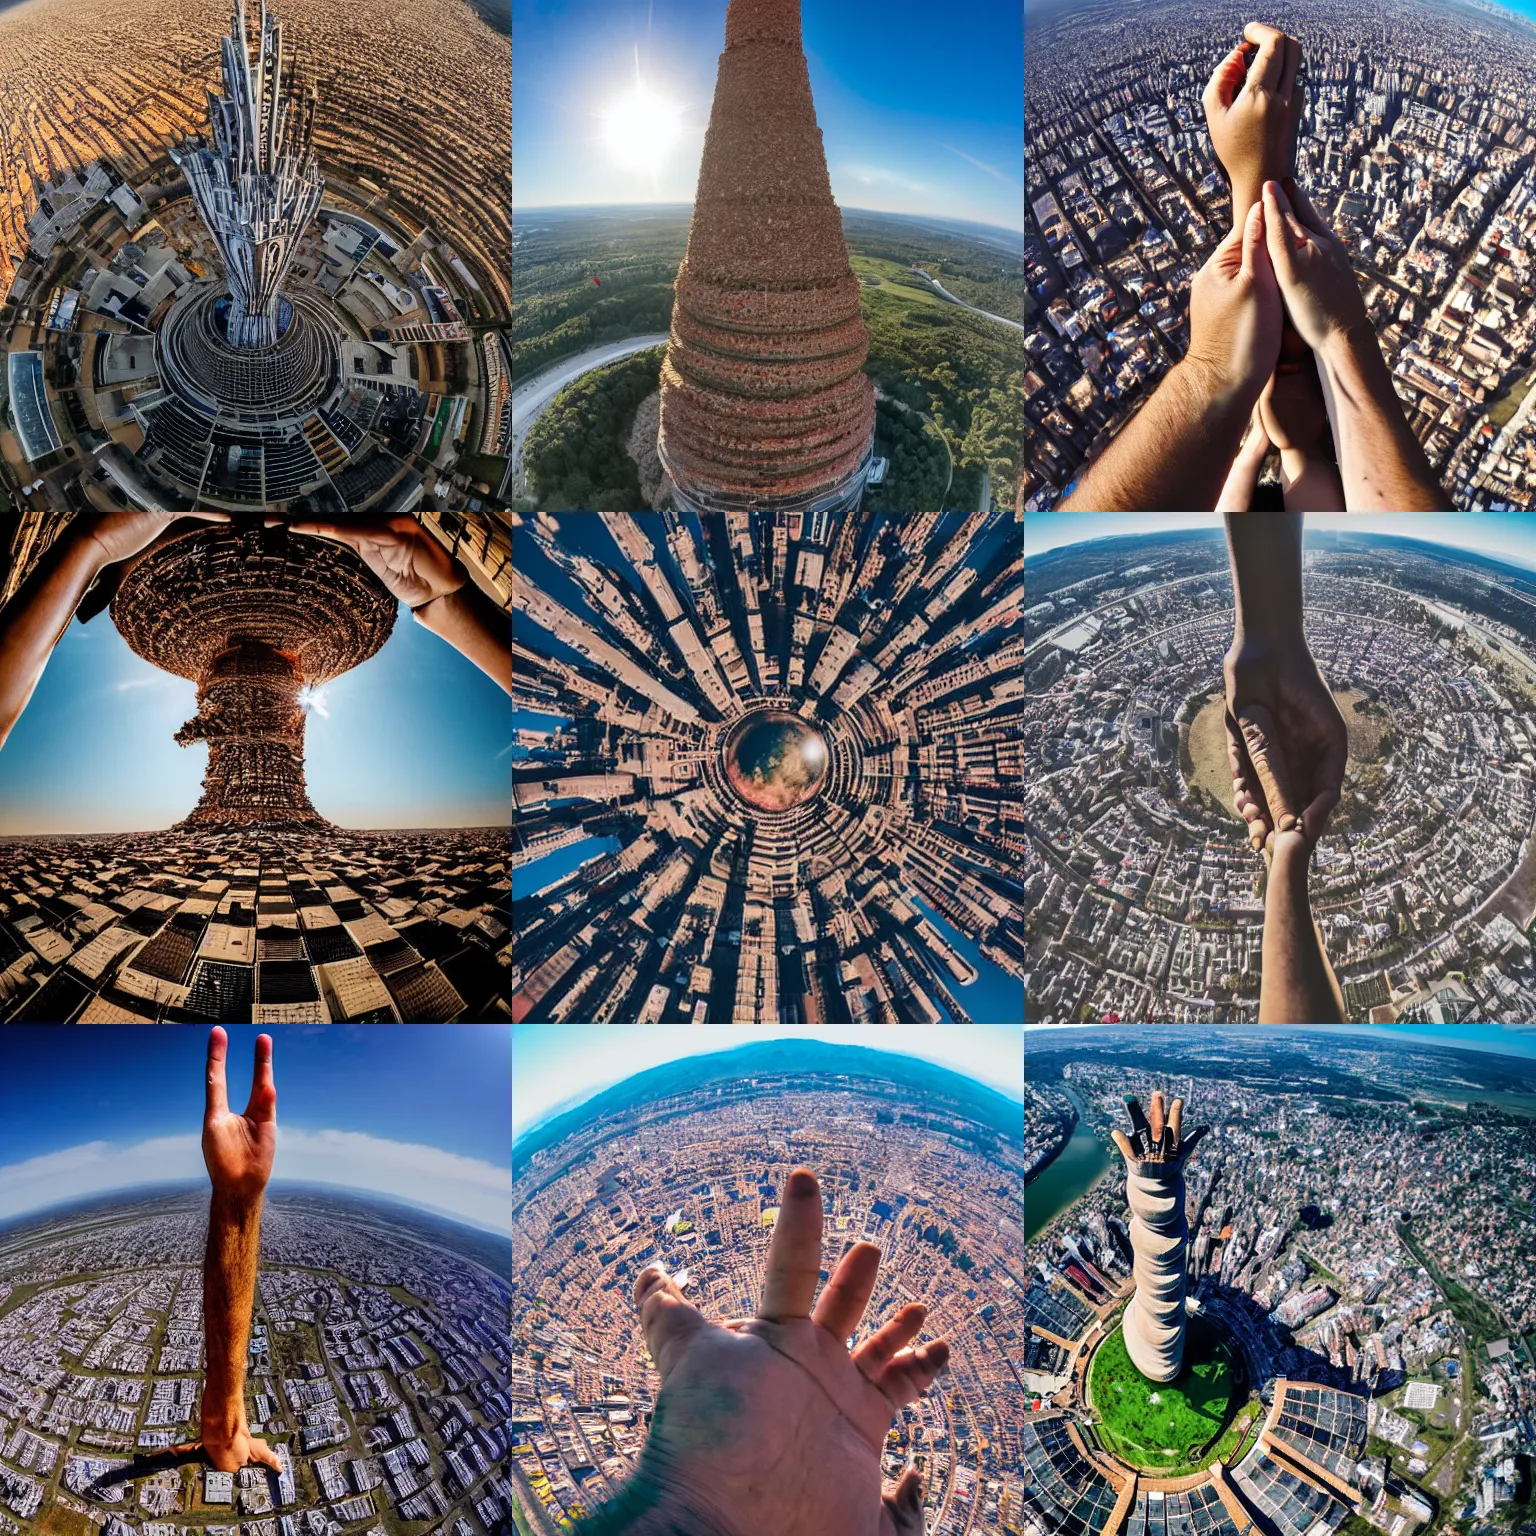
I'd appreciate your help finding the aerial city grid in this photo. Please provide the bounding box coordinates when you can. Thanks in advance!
[1025,522,1536,1025]
[1023,1027,1536,1536]
[0,1190,512,1536]
[1025,0,1536,509]
[511,507,1025,1024]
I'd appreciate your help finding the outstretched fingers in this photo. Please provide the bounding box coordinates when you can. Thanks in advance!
[881,1466,926,1536]
[873,1338,951,1407]
[812,1240,881,1343]
[854,1302,927,1380]
[245,1033,276,1123]
[757,1168,823,1321]
[633,1265,707,1383]
[205,1028,229,1120]
[247,1437,283,1475]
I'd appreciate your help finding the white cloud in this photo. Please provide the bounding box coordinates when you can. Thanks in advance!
[0,1130,510,1235]
[942,143,1022,189]
[839,163,928,193]
[114,676,167,692]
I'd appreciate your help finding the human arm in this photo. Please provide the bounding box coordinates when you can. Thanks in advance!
[1260,827,1346,1022]
[1258,362,1344,510]
[197,1029,282,1474]
[0,512,228,750]
[1261,179,1451,509]
[1214,411,1271,512]
[1060,201,1281,511]
[575,1168,945,1536]
[1202,23,1303,231]
[1223,514,1347,846]
[284,517,511,693]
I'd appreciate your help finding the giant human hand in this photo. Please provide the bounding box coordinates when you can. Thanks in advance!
[1183,199,1283,414]
[1224,638,1347,847]
[82,512,231,567]
[202,1027,276,1206]
[1261,178,1370,355]
[615,1168,948,1536]
[283,515,466,609]
[1109,1091,1208,1168]
[1201,22,1304,220]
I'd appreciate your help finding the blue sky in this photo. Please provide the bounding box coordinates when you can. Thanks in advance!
[0,1026,512,1232]
[512,0,1024,231]
[1026,513,1536,571]
[0,604,511,834]
[513,1023,1024,1136]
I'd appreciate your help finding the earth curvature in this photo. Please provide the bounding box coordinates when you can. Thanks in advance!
[724,710,829,812]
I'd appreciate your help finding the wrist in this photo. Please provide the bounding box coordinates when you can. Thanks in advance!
[411,583,467,619]
[1176,354,1261,424]
[1317,317,1377,375]
[1225,512,1306,643]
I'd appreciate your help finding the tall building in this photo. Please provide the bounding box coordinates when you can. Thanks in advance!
[174,0,323,349]
[656,0,875,515]
[1111,1092,1206,1383]
[111,523,397,829]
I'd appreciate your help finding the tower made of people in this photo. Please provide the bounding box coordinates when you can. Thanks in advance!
[656,0,875,516]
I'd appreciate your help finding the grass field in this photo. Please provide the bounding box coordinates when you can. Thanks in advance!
[1087,1320,1240,1470]
[1184,687,1391,822]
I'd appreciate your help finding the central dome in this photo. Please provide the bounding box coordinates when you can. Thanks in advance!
[724,710,828,812]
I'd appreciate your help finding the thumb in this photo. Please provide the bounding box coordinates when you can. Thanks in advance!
[1240,196,1268,282]
[1262,180,1301,277]
[633,1265,707,1383]
[1236,703,1300,834]
[882,1466,926,1536]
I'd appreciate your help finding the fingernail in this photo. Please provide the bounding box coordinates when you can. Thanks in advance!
[788,1170,817,1197]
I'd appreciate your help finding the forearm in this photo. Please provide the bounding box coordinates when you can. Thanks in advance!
[1260,847,1345,1023]
[1061,361,1253,511]
[0,532,106,749]
[1279,450,1345,512]
[1317,328,1452,510]
[414,584,511,693]
[202,1190,263,1438]
[1224,510,1305,642]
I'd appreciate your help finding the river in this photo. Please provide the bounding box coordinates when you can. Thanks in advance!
[1026,1081,1112,1242]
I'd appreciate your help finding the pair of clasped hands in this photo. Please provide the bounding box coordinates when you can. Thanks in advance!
[581,1168,951,1536]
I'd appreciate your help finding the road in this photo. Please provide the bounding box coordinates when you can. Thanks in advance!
[910,269,1024,332]
[504,333,670,499]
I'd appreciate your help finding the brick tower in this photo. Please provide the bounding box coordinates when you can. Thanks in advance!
[657,0,875,514]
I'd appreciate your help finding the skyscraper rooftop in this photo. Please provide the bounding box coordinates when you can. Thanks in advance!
[656,0,875,513]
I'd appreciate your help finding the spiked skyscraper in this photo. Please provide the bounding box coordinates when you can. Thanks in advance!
[175,0,323,348]
[657,0,875,514]
[1111,1093,1207,1383]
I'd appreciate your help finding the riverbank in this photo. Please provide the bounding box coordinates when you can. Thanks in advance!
[1026,1081,1114,1242]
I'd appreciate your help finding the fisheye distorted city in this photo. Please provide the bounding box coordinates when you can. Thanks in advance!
[1026,520,1536,1025]
[1024,1027,1536,1536]
[511,1038,1028,1533]
[1025,0,1536,509]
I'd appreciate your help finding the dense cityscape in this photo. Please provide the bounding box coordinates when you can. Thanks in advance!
[1024,1028,1536,1536]
[0,829,510,1023]
[1025,527,1536,1023]
[1025,0,1536,508]
[2,0,512,517]
[510,1062,1027,1534]
[0,1189,512,1536]
[511,508,1024,1023]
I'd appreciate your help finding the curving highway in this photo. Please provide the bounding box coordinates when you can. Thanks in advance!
[505,333,670,498]
[910,269,1024,332]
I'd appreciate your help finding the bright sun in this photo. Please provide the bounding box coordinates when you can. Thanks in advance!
[603,83,683,174]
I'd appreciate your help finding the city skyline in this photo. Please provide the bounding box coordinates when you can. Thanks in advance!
[0,1026,511,1232]
[512,1022,1024,1136]
[512,0,1025,231]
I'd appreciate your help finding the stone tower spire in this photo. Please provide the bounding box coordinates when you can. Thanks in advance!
[657,0,875,513]
[1111,1092,1208,1383]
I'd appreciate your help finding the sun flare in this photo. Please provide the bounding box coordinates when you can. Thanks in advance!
[603,82,683,175]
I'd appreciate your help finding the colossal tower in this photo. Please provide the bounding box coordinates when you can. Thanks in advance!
[1111,1093,1207,1383]
[175,0,323,348]
[112,523,396,830]
[656,0,875,514]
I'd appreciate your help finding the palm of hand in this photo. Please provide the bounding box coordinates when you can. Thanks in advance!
[1225,639,1348,843]
[85,512,229,566]
[202,1111,275,1202]
[629,1170,945,1536]
[287,518,463,608]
